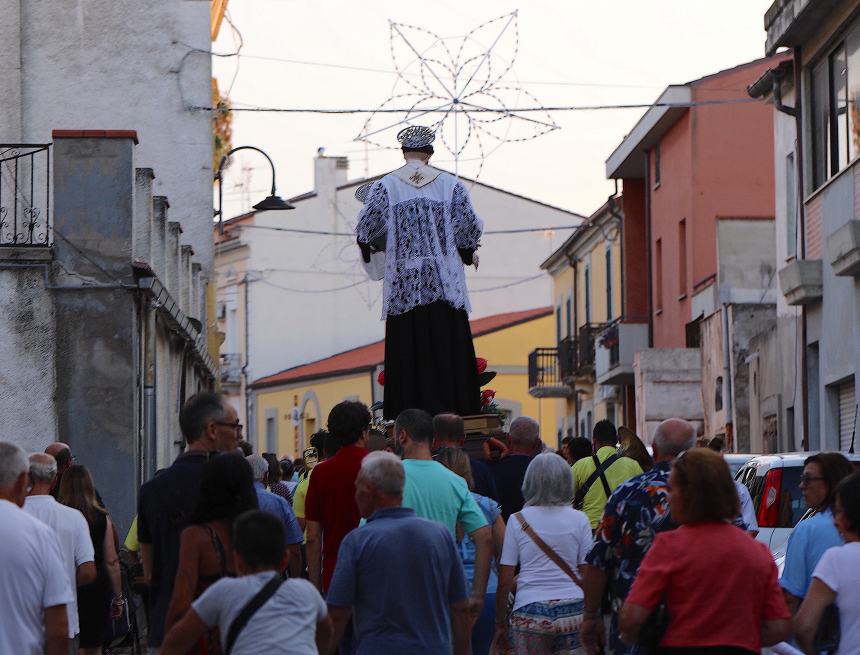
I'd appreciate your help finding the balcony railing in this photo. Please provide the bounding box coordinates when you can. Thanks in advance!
[0,144,51,246]
[558,335,576,380]
[575,323,605,378]
[528,348,573,398]
[220,353,242,386]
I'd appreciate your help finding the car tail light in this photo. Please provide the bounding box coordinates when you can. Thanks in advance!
[757,468,783,528]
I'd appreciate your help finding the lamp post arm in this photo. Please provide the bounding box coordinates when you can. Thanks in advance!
[217,145,278,196]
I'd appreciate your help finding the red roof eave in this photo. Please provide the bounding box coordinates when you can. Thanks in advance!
[249,306,552,390]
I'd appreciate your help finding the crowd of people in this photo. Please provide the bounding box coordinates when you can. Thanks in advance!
[2,390,859,654]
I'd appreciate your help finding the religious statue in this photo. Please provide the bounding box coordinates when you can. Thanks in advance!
[356,126,484,420]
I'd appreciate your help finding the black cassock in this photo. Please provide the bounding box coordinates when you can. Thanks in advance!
[356,163,483,420]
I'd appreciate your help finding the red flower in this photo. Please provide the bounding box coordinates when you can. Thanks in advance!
[377,370,385,386]
[476,357,488,374]
[481,389,496,406]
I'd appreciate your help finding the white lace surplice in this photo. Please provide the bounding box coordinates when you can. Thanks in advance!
[356,167,483,319]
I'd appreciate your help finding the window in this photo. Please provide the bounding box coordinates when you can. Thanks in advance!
[555,305,562,344]
[810,21,860,189]
[605,246,613,321]
[565,295,572,337]
[584,264,592,323]
[655,238,663,312]
[606,402,616,427]
[715,376,724,412]
[678,219,687,296]
[786,406,795,451]
[786,152,797,258]
[654,144,661,185]
[265,414,277,453]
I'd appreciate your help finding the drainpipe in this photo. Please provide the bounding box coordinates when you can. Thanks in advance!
[608,179,624,318]
[793,47,810,452]
[721,303,735,451]
[644,153,654,348]
[567,253,579,437]
[143,303,157,480]
[242,272,252,442]
[607,180,628,423]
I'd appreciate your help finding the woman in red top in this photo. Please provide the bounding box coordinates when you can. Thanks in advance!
[618,448,791,653]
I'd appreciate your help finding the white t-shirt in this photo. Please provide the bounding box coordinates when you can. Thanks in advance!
[734,480,759,531]
[192,572,327,655]
[24,494,95,637]
[0,499,74,655]
[811,541,860,654]
[500,505,593,611]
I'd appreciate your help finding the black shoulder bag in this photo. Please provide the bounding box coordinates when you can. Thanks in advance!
[225,574,284,655]
[573,454,619,510]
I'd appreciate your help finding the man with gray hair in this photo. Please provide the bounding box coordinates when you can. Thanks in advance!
[0,441,74,655]
[580,418,696,655]
[245,453,303,577]
[24,453,96,651]
[491,416,541,521]
[326,451,471,654]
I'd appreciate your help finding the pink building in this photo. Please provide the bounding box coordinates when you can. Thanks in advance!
[605,55,787,449]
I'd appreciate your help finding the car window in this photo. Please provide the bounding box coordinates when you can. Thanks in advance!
[779,467,806,528]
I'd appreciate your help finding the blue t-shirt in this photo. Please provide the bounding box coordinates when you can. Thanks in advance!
[780,509,843,598]
[327,507,467,654]
[459,492,500,594]
[401,459,487,537]
[253,483,304,545]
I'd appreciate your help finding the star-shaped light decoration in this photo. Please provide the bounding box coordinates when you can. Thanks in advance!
[355,10,559,179]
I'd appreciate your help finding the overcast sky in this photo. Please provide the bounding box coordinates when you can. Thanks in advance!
[213,0,774,219]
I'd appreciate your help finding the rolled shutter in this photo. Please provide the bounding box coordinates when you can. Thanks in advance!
[839,381,856,452]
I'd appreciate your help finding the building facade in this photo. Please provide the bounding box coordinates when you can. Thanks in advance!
[0,1,225,532]
[215,153,584,430]
[250,308,559,456]
[606,56,784,447]
[531,200,633,445]
[754,0,860,453]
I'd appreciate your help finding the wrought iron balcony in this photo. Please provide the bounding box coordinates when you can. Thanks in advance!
[0,144,51,247]
[220,353,242,386]
[558,335,576,380]
[528,348,573,398]
[574,323,605,379]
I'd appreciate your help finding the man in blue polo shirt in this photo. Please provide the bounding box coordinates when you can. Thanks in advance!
[245,454,303,578]
[326,451,471,655]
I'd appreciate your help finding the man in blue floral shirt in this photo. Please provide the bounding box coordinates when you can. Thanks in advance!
[580,418,696,655]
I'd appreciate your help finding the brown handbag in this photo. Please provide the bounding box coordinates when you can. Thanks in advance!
[513,512,583,586]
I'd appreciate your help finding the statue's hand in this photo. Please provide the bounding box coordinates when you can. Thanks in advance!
[473,254,480,270]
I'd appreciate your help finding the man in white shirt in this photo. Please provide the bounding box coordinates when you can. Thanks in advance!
[0,441,74,655]
[24,453,96,648]
[160,510,331,655]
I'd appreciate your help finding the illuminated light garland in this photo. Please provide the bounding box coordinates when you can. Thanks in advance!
[354,10,559,181]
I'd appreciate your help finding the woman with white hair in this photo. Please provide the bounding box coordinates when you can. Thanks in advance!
[494,453,592,654]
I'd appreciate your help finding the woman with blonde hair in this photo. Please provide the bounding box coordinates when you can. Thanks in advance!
[58,465,123,655]
[436,446,504,654]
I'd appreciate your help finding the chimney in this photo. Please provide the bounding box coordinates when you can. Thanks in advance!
[313,152,349,196]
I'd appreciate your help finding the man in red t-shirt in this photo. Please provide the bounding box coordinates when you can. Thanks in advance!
[305,401,370,593]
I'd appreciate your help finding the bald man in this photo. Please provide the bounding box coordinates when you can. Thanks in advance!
[45,442,72,498]
[490,416,541,521]
[580,419,696,655]
[24,453,96,647]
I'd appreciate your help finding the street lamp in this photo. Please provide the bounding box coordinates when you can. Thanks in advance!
[214,145,294,233]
